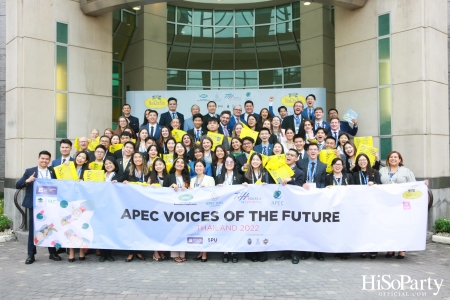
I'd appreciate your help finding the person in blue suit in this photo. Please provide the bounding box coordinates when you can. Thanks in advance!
[140,110,162,141]
[253,128,273,156]
[16,150,61,264]
[240,100,260,125]
[188,146,213,178]
[51,139,74,167]
[328,108,358,136]
[301,94,317,121]
[313,107,331,133]
[159,97,185,130]
[228,105,243,130]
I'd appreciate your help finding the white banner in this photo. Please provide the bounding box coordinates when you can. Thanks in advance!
[126,88,326,119]
[33,180,428,252]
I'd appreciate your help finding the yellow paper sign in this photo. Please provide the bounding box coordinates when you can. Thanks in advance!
[166,162,173,172]
[319,149,338,173]
[54,161,79,180]
[356,144,378,166]
[241,122,251,130]
[74,137,81,151]
[132,139,136,143]
[240,127,259,143]
[87,137,100,152]
[172,129,188,143]
[254,180,263,185]
[109,144,123,153]
[245,151,269,167]
[163,154,174,164]
[83,170,105,182]
[268,164,295,183]
[128,182,151,187]
[207,132,224,150]
[89,162,103,170]
[265,154,287,170]
[354,136,373,150]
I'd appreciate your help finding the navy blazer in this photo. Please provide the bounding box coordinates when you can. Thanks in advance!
[228,115,242,131]
[281,114,306,136]
[140,123,162,141]
[16,167,56,208]
[314,121,331,133]
[298,159,327,188]
[340,121,358,136]
[187,128,205,143]
[202,113,220,131]
[253,143,273,156]
[287,165,305,186]
[125,115,140,134]
[159,111,185,130]
[301,107,316,121]
[51,157,74,168]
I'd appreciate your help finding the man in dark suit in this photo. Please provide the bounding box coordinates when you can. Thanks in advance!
[253,128,273,156]
[294,135,308,166]
[202,101,220,131]
[236,137,255,174]
[117,141,135,176]
[187,114,205,144]
[282,101,306,136]
[114,133,134,160]
[328,108,358,136]
[159,97,185,129]
[89,136,114,162]
[228,105,243,130]
[298,143,327,261]
[240,100,260,125]
[218,110,232,150]
[51,139,74,167]
[122,103,140,134]
[140,110,162,140]
[16,150,61,264]
[313,107,331,132]
[275,148,305,264]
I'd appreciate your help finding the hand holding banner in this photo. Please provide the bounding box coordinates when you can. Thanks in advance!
[319,149,338,173]
[87,137,100,152]
[54,161,79,180]
[83,170,105,182]
[207,132,224,150]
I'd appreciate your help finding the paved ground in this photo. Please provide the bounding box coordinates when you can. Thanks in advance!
[0,241,449,299]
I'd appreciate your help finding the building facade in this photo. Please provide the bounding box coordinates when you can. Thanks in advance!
[3,0,450,229]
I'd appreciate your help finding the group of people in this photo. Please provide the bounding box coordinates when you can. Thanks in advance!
[17,96,420,265]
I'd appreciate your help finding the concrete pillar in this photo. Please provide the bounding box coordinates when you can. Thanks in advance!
[300,3,335,110]
[124,3,167,92]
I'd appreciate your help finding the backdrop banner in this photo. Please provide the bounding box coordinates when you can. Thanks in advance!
[126,88,326,119]
[33,180,428,252]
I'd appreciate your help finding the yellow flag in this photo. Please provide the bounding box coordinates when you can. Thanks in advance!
[241,122,251,130]
[265,154,287,170]
[240,127,259,143]
[163,154,174,164]
[166,162,173,172]
[356,144,378,166]
[319,149,338,173]
[109,144,123,153]
[268,164,295,184]
[89,162,103,170]
[207,132,224,150]
[54,161,79,180]
[354,136,373,150]
[87,137,100,152]
[74,138,81,151]
[83,170,105,182]
[172,129,187,143]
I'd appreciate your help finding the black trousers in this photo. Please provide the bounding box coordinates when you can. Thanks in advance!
[28,208,56,256]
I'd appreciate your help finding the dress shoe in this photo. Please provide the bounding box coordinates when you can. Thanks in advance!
[136,255,146,261]
[201,257,208,262]
[251,257,258,262]
[396,254,405,259]
[68,258,75,263]
[193,256,202,261]
[49,254,62,261]
[300,252,311,260]
[291,255,299,264]
[314,253,324,261]
[231,254,238,263]
[99,256,106,262]
[222,254,229,263]
[106,255,115,262]
[56,248,66,255]
[25,255,35,265]
[385,252,394,258]
[276,255,287,261]
[79,256,85,261]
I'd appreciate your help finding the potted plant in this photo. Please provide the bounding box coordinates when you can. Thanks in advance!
[0,214,14,242]
[432,218,450,244]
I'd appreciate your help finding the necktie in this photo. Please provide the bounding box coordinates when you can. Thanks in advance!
[150,126,154,137]
[299,152,302,160]
[333,132,338,140]
[263,146,267,155]
[310,162,316,180]
[62,158,66,164]
[196,130,200,141]
[316,123,320,130]
[223,127,228,137]
[172,112,176,119]
[294,115,300,125]
[309,108,313,119]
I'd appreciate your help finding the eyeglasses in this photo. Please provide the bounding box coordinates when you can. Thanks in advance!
[286,153,297,157]
[225,161,234,164]
[242,142,252,146]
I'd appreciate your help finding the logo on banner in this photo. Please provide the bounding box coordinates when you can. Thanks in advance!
[144,95,168,109]
[224,93,241,101]
[234,191,262,204]
[178,194,194,202]
[402,189,422,200]
[187,237,203,244]
[263,238,269,245]
[273,190,282,199]
[246,92,251,97]
[206,192,223,207]
[280,93,306,107]
[47,197,57,206]
[199,94,208,99]
[36,186,57,195]
[208,238,218,244]
[36,197,45,206]
[247,238,252,245]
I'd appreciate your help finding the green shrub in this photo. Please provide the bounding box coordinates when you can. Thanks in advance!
[434,218,450,234]
[0,198,4,215]
[0,214,12,232]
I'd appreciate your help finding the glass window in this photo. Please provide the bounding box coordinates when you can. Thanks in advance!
[259,69,282,86]
[212,71,234,88]
[255,7,275,24]
[113,35,130,61]
[277,22,295,44]
[292,2,300,19]
[113,62,122,79]
[379,87,392,136]
[212,50,234,70]
[194,9,213,26]
[293,20,300,42]
[167,5,176,23]
[255,25,277,47]
[380,138,392,160]
[280,44,300,67]
[56,93,67,138]
[188,71,211,87]
[56,45,68,91]
[168,86,187,90]
[214,27,234,49]
[284,67,301,84]
[167,23,175,45]
[378,13,390,36]
[177,7,193,25]
[284,83,301,88]
[112,80,122,97]
[56,22,68,44]
[188,48,213,69]
[193,26,213,48]
[116,11,136,37]
[235,49,257,70]
[215,11,233,26]
[112,98,122,125]
[174,25,192,47]
[167,70,186,86]
[235,10,254,26]
[168,47,189,69]
[257,46,282,69]
[276,4,292,22]
[235,27,254,48]
[235,71,257,87]
[113,11,121,33]
[378,38,390,86]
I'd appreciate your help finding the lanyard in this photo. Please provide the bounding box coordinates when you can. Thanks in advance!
[225,172,233,185]
[39,168,49,179]
[216,164,223,176]
[176,176,184,188]
[307,162,316,182]
[135,169,144,182]
[77,167,82,178]
[359,171,368,185]
[157,176,164,185]
[333,175,342,186]
[194,176,204,187]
